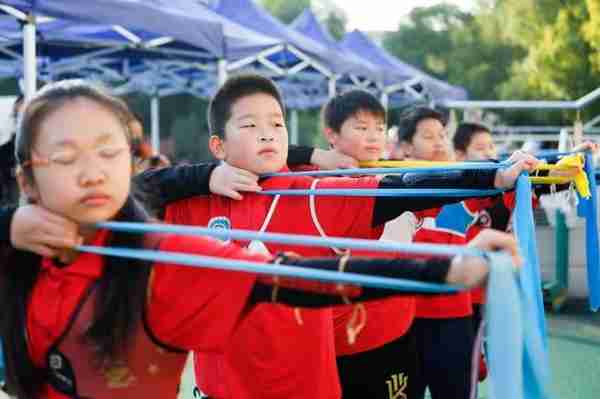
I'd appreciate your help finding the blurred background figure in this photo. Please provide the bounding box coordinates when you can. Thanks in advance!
[0,95,23,205]
[386,126,405,160]
[128,111,171,173]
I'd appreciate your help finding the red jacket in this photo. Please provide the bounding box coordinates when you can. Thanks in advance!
[165,172,381,399]
[412,201,487,318]
[25,230,265,398]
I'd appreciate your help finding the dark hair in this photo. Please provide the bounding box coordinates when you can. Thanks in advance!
[321,90,386,132]
[397,106,446,144]
[2,80,153,398]
[453,122,491,152]
[207,74,285,138]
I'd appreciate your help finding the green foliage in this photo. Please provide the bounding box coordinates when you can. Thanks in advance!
[261,0,310,23]
[381,0,600,125]
[172,109,211,162]
[323,10,347,40]
[382,3,525,102]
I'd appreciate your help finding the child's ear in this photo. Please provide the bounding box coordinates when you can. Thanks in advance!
[323,127,339,147]
[209,135,227,160]
[16,167,39,203]
[455,149,467,161]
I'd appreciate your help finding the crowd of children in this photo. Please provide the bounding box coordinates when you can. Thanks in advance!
[0,73,591,399]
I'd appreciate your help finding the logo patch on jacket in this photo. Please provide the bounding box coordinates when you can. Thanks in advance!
[208,216,231,230]
[436,203,477,235]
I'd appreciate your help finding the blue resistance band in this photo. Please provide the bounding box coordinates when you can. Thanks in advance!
[513,174,548,345]
[259,188,505,197]
[262,162,507,179]
[79,227,549,398]
[511,174,552,397]
[76,245,460,293]
[96,221,486,259]
[485,252,552,399]
[577,153,600,311]
[534,150,583,160]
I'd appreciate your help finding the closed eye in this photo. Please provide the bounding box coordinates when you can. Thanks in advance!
[99,146,126,158]
[49,152,77,165]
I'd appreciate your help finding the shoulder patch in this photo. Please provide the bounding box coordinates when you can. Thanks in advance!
[435,203,477,235]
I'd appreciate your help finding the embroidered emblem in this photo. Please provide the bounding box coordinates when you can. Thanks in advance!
[207,216,231,231]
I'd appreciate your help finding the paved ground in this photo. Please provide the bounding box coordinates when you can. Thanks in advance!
[475,299,600,399]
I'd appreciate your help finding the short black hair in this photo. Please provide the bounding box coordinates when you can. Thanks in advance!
[322,90,386,132]
[453,122,491,152]
[208,74,285,138]
[397,106,446,143]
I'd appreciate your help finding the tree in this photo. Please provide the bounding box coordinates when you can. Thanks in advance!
[261,0,310,23]
[382,3,525,102]
[324,10,346,40]
[582,0,600,73]
[496,0,600,123]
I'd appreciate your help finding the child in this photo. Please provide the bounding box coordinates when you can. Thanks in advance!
[0,95,24,205]
[321,90,421,398]
[142,74,536,399]
[125,111,171,172]
[453,122,498,162]
[397,107,537,399]
[453,122,598,383]
[0,80,509,399]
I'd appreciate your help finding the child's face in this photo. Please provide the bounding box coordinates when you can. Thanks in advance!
[458,131,497,161]
[22,98,132,225]
[326,111,386,162]
[211,92,288,174]
[403,117,452,161]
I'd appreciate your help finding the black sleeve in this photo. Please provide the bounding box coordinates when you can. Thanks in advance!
[0,138,15,171]
[287,145,315,167]
[528,169,570,196]
[0,206,16,245]
[373,169,498,225]
[249,255,451,307]
[134,162,218,215]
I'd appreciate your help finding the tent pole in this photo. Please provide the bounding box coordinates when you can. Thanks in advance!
[23,14,37,100]
[151,95,160,154]
[290,109,299,145]
[328,77,336,98]
[380,91,389,110]
[218,59,228,87]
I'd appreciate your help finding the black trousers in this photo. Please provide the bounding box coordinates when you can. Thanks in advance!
[412,317,475,399]
[337,325,420,399]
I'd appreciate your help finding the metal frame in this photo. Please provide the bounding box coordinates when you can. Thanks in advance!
[441,86,600,111]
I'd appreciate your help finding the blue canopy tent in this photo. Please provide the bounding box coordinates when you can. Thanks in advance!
[0,0,282,60]
[0,1,284,92]
[290,9,384,96]
[210,0,381,100]
[0,1,344,114]
[340,30,468,107]
[0,0,285,150]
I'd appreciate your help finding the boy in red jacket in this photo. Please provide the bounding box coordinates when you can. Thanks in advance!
[157,76,536,399]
